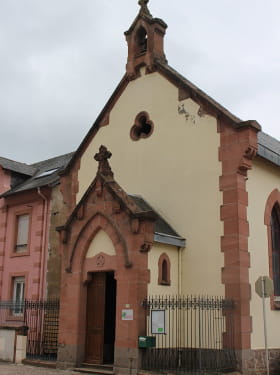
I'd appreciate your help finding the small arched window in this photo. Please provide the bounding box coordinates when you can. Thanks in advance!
[158,253,171,285]
[162,259,168,283]
[135,26,148,55]
[271,204,280,296]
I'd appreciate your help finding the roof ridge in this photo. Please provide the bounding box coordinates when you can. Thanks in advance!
[0,155,32,167]
[31,151,75,167]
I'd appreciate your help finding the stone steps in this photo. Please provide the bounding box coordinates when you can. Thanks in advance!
[74,363,114,375]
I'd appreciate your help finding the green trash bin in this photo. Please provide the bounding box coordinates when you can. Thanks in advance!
[138,336,156,348]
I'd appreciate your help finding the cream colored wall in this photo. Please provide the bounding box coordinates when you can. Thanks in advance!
[247,157,280,349]
[86,229,115,258]
[148,243,179,296]
[78,69,224,296]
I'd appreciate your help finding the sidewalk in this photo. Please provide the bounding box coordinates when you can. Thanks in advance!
[0,363,83,375]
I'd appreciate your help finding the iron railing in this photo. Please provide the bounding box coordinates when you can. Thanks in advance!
[142,295,236,374]
[0,298,60,361]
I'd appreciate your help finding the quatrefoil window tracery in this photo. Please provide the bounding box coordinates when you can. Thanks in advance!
[130,111,154,141]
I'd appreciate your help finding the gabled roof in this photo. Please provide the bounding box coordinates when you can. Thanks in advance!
[129,195,186,247]
[62,60,265,175]
[1,152,74,197]
[0,156,36,176]
[59,146,185,248]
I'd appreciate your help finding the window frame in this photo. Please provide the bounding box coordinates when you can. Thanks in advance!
[264,189,280,309]
[271,204,280,297]
[11,208,32,257]
[12,276,25,316]
[130,111,154,141]
[158,253,171,286]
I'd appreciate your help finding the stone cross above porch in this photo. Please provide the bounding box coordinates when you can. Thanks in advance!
[94,145,113,177]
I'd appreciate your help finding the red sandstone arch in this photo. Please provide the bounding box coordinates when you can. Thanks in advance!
[264,189,280,225]
[264,189,280,309]
[67,212,132,273]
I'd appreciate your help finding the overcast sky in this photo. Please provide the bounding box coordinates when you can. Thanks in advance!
[0,0,279,164]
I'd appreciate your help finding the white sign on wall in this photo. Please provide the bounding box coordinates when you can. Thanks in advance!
[151,310,165,334]
[122,309,133,320]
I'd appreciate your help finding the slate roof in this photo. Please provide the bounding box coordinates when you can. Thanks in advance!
[1,152,74,197]
[0,156,36,176]
[129,195,186,247]
[258,132,280,167]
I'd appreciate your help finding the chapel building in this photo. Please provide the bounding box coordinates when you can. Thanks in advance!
[0,1,279,374]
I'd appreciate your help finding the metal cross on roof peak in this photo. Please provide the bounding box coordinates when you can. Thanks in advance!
[138,0,152,17]
[94,145,113,177]
[139,0,149,6]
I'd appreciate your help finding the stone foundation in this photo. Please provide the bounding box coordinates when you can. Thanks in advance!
[114,347,142,375]
[236,348,280,375]
[57,343,84,369]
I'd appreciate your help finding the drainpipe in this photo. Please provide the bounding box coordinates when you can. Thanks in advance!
[178,246,182,349]
[37,187,49,300]
[0,202,8,298]
[178,247,182,295]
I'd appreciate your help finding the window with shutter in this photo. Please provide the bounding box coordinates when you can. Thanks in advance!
[15,214,30,253]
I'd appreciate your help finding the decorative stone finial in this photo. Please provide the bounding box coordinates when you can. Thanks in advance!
[94,145,113,177]
[138,0,152,17]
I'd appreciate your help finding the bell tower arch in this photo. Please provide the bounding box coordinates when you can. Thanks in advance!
[125,0,168,78]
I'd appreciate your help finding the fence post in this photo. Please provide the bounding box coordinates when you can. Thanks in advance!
[141,295,236,373]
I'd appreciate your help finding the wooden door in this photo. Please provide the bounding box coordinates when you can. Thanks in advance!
[85,273,106,364]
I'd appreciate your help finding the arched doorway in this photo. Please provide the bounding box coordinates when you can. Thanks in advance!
[85,271,116,364]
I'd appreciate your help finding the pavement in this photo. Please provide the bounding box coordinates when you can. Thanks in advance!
[0,362,242,375]
[0,362,84,375]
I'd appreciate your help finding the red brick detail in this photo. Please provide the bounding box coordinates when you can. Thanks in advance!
[58,157,155,363]
[67,212,132,272]
[60,158,81,215]
[219,121,259,351]
[264,189,280,309]
[264,189,280,226]
[125,7,167,78]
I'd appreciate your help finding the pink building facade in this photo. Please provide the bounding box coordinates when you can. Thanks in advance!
[0,153,72,315]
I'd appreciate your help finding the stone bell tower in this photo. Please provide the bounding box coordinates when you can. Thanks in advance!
[125,0,168,78]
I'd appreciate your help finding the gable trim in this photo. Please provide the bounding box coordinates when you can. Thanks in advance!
[60,62,261,179]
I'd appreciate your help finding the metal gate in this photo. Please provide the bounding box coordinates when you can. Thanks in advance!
[142,295,236,374]
[0,298,60,361]
[24,299,60,361]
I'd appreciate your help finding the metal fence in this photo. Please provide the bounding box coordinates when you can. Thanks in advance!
[0,299,60,361]
[142,295,236,374]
